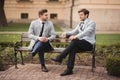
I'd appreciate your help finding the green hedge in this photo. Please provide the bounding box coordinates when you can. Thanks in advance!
[0,42,14,47]
[0,42,120,71]
[0,42,29,47]
[0,46,14,71]
[106,56,120,77]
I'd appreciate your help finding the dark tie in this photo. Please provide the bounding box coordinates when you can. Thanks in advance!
[79,22,84,31]
[39,22,45,37]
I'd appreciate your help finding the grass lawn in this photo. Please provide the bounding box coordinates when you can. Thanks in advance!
[96,34,120,45]
[0,23,29,32]
[0,23,120,45]
[0,34,21,42]
[0,34,120,45]
[0,23,62,43]
[0,23,62,32]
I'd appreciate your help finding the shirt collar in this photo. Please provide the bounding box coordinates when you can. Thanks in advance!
[83,18,89,24]
[39,19,46,24]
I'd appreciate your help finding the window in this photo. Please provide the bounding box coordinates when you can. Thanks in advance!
[19,0,30,1]
[49,0,59,2]
[17,0,33,2]
[50,14,57,19]
[21,13,28,19]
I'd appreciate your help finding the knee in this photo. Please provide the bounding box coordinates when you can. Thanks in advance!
[71,39,78,45]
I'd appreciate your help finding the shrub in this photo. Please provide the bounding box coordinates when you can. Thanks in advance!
[0,58,5,71]
[106,56,120,77]
[0,42,14,47]
[0,46,14,71]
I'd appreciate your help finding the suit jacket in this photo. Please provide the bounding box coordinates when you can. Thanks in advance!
[66,18,96,45]
[28,19,56,50]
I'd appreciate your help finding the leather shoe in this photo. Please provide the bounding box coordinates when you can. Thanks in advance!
[51,56,62,63]
[60,69,73,76]
[41,66,48,72]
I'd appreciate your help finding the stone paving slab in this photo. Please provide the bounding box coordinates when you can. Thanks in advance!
[0,64,119,80]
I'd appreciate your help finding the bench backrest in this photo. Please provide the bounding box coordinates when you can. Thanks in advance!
[20,33,69,43]
[21,33,31,42]
[20,33,95,49]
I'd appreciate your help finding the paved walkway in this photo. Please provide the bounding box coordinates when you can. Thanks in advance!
[0,64,119,80]
[0,31,120,35]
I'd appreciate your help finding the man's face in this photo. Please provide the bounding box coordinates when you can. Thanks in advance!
[79,12,88,21]
[40,12,48,21]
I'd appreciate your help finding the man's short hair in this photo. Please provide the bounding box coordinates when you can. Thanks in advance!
[78,9,89,17]
[38,9,48,15]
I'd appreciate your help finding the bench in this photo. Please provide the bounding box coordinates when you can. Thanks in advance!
[14,33,96,71]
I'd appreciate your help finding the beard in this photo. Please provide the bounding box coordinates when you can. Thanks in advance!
[80,18,86,21]
[43,18,48,21]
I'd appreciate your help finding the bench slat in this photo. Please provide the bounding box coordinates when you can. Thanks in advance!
[16,47,31,52]
[22,33,28,37]
[16,47,65,53]
[16,47,92,53]
[22,38,31,42]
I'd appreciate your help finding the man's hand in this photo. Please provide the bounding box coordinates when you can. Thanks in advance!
[38,37,48,42]
[69,36,77,41]
[61,32,66,38]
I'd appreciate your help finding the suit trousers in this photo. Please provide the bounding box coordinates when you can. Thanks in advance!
[32,41,50,65]
[59,39,93,69]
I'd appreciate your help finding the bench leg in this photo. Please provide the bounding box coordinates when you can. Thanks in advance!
[14,50,18,69]
[20,51,24,65]
[93,53,95,68]
[91,51,95,72]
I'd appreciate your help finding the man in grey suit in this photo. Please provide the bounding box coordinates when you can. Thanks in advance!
[51,9,96,76]
[28,9,56,72]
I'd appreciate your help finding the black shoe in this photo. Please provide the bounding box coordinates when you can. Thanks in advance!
[60,69,73,76]
[51,56,62,63]
[41,66,48,72]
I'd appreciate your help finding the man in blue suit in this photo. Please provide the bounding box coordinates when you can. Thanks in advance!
[51,9,96,76]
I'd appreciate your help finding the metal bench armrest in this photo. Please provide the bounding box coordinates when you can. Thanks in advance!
[14,41,22,50]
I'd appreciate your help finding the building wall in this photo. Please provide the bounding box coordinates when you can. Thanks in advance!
[65,0,120,32]
[4,0,120,32]
[4,0,66,22]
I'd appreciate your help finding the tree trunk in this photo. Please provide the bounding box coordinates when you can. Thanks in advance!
[0,0,8,27]
[70,0,74,28]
